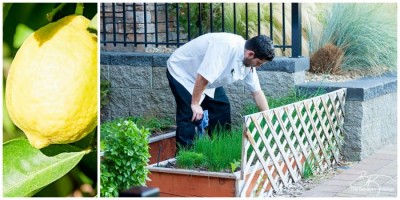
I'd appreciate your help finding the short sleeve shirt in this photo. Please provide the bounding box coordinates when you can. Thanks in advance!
[167,33,262,103]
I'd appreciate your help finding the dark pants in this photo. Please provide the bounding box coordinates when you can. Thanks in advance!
[166,69,231,149]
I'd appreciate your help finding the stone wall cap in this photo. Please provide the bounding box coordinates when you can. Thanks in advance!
[101,52,310,72]
[297,75,397,101]
[258,57,310,73]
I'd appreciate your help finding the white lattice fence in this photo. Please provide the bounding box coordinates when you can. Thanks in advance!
[238,88,347,197]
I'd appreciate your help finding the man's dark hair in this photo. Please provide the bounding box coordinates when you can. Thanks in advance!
[245,35,275,61]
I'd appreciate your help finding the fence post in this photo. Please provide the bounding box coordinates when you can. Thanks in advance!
[291,3,302,58]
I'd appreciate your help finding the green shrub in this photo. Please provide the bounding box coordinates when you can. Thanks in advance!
[100,119,150,197]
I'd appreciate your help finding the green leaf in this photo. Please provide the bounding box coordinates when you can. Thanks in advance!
[13,23,33,49]
[3,139,89,197]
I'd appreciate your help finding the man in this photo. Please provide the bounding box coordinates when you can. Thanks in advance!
[167,32,275,148]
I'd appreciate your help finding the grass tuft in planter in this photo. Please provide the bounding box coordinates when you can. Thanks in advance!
[176,127,243,172]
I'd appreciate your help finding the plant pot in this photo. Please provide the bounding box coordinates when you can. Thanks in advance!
[148,131,176,165]
[146,154,306,197]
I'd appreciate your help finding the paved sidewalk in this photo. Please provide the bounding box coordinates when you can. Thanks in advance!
[301,143,397,197]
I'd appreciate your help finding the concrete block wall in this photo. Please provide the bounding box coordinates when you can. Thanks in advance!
[297,74,397,161]
[100,52,309,124]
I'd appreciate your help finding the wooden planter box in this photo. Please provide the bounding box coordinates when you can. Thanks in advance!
[147,154,306,197]
[148,131,176,165]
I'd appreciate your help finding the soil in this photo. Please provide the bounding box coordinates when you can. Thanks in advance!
[155,160,235,173]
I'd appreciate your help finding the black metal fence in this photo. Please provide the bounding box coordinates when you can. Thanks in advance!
[101,3,302,57]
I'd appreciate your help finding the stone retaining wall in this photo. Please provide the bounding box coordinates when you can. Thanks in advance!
[297,74,397,161]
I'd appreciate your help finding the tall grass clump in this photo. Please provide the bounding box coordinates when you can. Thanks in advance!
[308,3,397,75]
[176,127,242,172]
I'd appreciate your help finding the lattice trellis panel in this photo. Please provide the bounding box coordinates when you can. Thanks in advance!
[238,88,346,197]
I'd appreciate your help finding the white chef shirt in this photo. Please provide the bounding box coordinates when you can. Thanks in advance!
[167,33,262,103]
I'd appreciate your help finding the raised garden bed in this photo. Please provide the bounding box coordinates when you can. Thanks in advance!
[148,131,176,164]
[147,155,306,197]
[146,89,346,197]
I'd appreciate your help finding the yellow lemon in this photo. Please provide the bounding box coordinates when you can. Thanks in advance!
[6,15,98,149]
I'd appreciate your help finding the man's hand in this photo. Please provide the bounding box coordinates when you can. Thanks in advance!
[191,74,208,121]
[191,104,203,121]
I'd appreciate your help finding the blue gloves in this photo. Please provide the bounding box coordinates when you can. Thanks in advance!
[196,110,209,137]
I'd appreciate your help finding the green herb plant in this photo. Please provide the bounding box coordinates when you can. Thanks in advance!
[230,159,241,173]
[100,118,150,197]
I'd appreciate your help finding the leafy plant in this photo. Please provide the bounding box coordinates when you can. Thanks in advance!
[100,118,151,197]
[230,159,241,173]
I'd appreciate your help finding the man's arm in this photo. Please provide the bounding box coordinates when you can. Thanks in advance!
[191,74,209,121]
[252,90,269,111]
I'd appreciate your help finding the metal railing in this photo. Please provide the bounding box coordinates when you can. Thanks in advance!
[101,3,302,57]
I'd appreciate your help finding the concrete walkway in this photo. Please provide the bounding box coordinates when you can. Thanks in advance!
[301,143,397,197]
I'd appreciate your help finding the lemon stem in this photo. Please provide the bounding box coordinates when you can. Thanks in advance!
[46,3,66,22]
[75,3,84,15]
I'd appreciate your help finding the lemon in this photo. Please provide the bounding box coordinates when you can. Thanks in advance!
[6,15,98,149]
